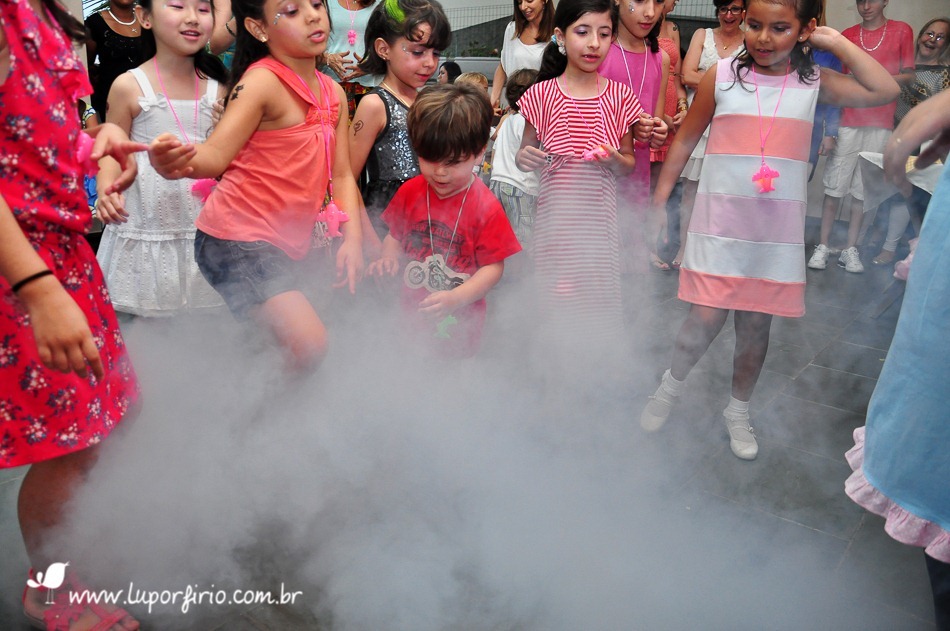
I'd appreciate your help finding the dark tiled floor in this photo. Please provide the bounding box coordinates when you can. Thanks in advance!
[0,222,938,630]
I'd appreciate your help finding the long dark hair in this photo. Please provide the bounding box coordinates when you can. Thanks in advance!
[513,0,555,43]
[731,0,820,88]
[535,0,616,83]
[47,0,86,41]
[136,0,228,83]
[358,0,451,75]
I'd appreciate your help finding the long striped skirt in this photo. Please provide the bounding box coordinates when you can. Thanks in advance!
[532,157,623,342]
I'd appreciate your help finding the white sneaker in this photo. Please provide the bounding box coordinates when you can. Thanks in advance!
[723,413,758,460]
[807,244,831,270]
[640,382,679,432]
[837,246,864,273]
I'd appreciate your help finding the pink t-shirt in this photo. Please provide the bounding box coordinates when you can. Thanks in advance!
[840,20,914,129]
[196,58,340,260]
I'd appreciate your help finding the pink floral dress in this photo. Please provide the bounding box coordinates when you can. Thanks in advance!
[0,0,138,468]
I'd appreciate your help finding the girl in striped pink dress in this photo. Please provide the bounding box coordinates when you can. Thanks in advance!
[638,0,900,460]
[516,0,642,342]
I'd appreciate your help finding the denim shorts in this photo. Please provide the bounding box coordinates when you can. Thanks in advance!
[194,230,299,319]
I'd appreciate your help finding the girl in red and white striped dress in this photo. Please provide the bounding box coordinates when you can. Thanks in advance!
[516,0,643,342]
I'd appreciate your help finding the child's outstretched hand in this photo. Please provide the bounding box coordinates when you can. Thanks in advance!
[591,145,634,175]
[418,290,460,321]
[95,191,128,225]
[367,255,400,278]
[149,133,197,180]
[516,145,549,172]
[333,238,364,294]
[87,123,147,195]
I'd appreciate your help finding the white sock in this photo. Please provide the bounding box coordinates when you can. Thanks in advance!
[723,396,750,421]
[661,369,685,397]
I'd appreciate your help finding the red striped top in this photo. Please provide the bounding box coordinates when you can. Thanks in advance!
[518,77,642,157]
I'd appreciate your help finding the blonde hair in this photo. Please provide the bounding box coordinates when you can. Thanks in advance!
[455,72,489,90]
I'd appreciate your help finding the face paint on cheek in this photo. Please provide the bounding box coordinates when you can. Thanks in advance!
[627,1,635,12]
[273,12,284,24]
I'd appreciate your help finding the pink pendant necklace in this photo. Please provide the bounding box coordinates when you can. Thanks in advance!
[345,0,357,46]
[749,61,790,194]
[618,41,650,114]
[154,57,199,143]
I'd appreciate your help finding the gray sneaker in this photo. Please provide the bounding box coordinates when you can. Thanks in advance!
[807,244,831,270]
[837,246,865,273]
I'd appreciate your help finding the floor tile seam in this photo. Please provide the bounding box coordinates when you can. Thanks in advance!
[696,489,855,544]
[752,434,852,467]
[774,390,870,418]
[801,362,880,383]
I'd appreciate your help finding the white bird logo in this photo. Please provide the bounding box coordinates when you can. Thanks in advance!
[26,562,69,605]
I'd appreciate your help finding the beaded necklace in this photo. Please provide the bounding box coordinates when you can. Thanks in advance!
[859,19,888,52]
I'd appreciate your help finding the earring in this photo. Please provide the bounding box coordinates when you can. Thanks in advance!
[260,35,267,42]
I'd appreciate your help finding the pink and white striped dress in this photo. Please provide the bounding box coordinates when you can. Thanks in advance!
[518,78,642,338]
[680,59,819,318]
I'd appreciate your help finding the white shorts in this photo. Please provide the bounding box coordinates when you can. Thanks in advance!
[822,126,891,200]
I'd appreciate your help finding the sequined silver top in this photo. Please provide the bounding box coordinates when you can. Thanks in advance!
[365,87,420,184]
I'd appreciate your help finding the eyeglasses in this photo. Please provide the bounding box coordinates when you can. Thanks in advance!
[922,31,946,42]
[717,6,743,16]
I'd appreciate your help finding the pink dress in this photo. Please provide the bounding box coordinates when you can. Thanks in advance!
[599,43,662,209]
[0,0,139,467]
[518,78,641,339]
[680,59,818,317]
[652,37,680,162]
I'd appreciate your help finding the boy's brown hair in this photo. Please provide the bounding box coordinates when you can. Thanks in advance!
[505,69,538,113]
[407,83,492,163]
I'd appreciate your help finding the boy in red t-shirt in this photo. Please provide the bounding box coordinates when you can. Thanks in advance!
[368,83,521,358]
[809,0,914,273]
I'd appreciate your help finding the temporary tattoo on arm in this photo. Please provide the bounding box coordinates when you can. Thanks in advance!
[230,84,245,101]
[353,119,364,134]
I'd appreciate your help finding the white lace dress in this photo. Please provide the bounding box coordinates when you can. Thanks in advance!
[682,29,740,182]
[97,68,225,316]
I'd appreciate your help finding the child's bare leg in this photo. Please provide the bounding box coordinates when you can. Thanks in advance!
[731,310,773,401]
[818,194,840,246]
[670,304,729,381]
[258,290,329,372]
[640,304,728,432]
[846,197,866,249]
[19,446,140,630]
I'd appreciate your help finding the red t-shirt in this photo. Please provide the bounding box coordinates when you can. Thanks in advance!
[840,20,915,129]
[382,176,521,358]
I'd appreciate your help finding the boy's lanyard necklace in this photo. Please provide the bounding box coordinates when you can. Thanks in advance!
[559,75,606,153]
[426,179,472,267]
[153,58,199,143]
[618,42,650,114]
[749,61,790,194]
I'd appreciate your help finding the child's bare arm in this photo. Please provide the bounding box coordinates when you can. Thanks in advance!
[516,123,546,171]
[812,27,900,109]
[95,74,140,224]
[0,197,103,379]
[418,261,504,320]
[329,82,364,293]
[149,67,271,179]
